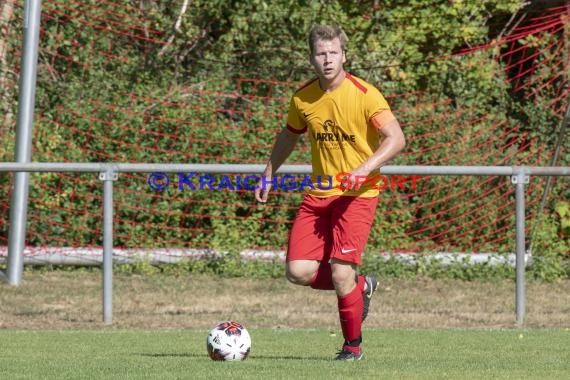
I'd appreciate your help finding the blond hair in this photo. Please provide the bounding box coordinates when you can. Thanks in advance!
[308,25,348,54]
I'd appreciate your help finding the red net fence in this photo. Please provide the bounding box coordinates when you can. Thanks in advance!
[0,1,568,262]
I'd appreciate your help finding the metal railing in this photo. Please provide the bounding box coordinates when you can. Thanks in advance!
[1,162,569,326]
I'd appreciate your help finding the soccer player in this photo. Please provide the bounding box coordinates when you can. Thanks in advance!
[255,24,405,360]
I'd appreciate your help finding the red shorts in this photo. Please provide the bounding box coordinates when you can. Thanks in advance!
[287,194,379,266]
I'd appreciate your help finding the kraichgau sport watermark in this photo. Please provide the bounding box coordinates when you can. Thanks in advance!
[147,172,421,192]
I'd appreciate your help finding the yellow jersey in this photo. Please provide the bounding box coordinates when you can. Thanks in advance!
[286,73,391,197]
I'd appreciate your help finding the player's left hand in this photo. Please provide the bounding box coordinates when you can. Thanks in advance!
[338,172,369,191]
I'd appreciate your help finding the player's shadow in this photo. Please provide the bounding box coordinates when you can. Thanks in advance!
[136,353,327,361]
[249,354,327,361]
[136,353,199,358]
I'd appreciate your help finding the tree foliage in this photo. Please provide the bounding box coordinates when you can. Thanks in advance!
[0,0,568,257]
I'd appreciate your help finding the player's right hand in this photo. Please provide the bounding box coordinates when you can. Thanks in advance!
[254,176,272,203]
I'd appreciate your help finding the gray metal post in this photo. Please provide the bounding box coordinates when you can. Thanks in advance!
[100,167,118,325]
[6,0,42,285]
[512,171,529,326]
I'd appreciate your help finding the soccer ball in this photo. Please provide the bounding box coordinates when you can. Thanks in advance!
[206,321,251,361]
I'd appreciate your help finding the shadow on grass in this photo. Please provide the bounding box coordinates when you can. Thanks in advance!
[136,353,197,358]
[136,353,329,361]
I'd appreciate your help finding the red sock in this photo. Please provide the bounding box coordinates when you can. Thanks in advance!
[337,283,363,345]
[310,263,335,290]
[343,344,362,354]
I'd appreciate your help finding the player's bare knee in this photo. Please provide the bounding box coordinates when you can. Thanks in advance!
[285,263,313,285]
[331,270,352,287]
[285,267,306,285]
[331,260,357,295]
[285,272,305,285]
[285,270,302,285]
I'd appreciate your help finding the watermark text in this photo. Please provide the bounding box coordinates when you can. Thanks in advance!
[147,172,422,192]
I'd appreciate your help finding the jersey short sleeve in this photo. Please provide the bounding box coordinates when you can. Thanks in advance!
[363,86,391,121]
[286,97,307,134]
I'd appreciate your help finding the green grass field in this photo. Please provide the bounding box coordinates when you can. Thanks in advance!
[0,329,568,380]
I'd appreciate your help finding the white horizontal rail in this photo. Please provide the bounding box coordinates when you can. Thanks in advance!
[0,162,569,176]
